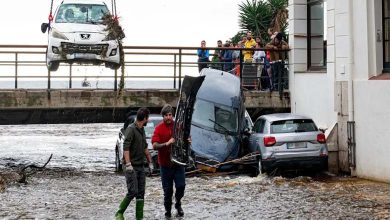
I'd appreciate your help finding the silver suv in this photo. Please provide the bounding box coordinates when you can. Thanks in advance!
[248,113,328,174]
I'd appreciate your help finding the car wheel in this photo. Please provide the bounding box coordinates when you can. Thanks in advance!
[152,156,159,173]
[249,157,264,177]
[105,62,120,70]
[115,147,122,172]
[47,61,60,72]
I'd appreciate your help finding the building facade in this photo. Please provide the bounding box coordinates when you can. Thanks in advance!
[289,0,390,182]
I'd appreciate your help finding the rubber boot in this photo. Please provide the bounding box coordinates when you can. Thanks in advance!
[175,200,184,217]
[115,197,130,220]
[164,200,172,218]
[135,199,144,220]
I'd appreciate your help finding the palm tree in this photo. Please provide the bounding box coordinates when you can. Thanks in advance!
[237,0,288,43]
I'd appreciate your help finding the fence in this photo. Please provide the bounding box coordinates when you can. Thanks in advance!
[0,45,289,93]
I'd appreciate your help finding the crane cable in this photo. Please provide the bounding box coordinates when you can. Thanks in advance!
[48,0,55,22]
[111,0,118,20]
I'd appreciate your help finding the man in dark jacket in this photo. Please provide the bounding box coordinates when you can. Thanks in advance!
[115,107,153,220]
[152,104,185,218]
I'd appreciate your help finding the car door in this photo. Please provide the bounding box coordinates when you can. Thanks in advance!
[248,118,266,154]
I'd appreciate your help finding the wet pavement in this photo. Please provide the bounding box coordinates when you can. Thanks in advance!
[0,170,389,219]
[0,123,389,219]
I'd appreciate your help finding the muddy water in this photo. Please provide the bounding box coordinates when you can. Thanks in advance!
[0,124,389,219]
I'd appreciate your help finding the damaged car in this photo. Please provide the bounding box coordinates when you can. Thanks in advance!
[172,68,259,175]
[115,114,162,174]
[41,0,122,71]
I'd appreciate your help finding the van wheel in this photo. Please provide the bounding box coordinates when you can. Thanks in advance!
[115,147,122,172]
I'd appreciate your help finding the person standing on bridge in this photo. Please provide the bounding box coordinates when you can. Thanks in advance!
[197,40,210,72]
[115,107,153,220]
[152,104,186,218]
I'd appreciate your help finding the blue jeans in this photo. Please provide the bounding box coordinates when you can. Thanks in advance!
[160,165,186,210]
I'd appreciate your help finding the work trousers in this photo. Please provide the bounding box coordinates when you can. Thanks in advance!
[125,165,146,201]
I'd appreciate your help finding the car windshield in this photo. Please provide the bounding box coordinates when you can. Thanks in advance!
[271,119,318,134]
[144,119,162,138]
[192,99,238,134]
[55,4,109,24]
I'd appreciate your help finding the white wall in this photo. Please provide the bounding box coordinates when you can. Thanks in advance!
[354,81,390,182]
[293,73,335,129]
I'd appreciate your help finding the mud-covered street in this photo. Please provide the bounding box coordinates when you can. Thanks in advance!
[0,169,389,219]
[0,123,389,219]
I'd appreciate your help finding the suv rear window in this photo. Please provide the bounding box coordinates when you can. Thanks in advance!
[271,119,318,134]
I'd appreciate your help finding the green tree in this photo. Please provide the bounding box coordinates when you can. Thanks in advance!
[237,0,288,43]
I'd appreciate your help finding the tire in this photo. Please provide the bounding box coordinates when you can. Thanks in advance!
[105,62,120,70]
[115,147,122,172]
[47,61,60,72]
[249,158,264,177]
[152,156,159,173]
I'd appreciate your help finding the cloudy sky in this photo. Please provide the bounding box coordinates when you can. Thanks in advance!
[2,0,243,47]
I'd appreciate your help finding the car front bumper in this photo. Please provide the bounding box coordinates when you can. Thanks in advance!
[47,38,120,64]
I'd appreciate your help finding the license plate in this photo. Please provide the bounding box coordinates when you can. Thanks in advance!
[287,142,306,149]
[74,53,95,59]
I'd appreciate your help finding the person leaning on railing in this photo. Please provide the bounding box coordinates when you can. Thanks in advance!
[197,40,210,73]
[264,32,289,61]
[265,32,289,91]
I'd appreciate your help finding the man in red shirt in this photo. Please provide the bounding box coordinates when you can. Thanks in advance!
[152,104,185,218]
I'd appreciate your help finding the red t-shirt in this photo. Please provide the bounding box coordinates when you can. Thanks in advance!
[152,121,174,167]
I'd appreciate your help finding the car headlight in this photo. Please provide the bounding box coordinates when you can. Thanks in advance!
[52,30,69,40]
[103,34,117,41]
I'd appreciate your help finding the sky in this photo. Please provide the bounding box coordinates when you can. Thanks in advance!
[1,0,243,47]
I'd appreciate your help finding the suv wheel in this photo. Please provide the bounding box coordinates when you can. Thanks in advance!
[115,147,122,172]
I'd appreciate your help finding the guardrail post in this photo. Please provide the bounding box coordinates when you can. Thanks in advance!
[179,49,182,90]
[174,54,177,89]
[114,69,118,91]
[14,53,18,89]
[69,64,72,89]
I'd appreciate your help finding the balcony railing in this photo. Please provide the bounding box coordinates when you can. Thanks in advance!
[0,45,289,95]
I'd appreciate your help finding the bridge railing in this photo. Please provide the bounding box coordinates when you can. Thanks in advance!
[0,45,289,93]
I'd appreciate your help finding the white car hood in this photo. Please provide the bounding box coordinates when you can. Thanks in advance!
[52,23,107,34]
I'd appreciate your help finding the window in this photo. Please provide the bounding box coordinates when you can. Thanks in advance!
[55,4,109,24]
[307,0,326,69]
[192,99,238,134]
[253,119,266,133]
[270,119,318,134]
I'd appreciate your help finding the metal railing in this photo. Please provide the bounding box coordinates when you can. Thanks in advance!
[0,45,289,93]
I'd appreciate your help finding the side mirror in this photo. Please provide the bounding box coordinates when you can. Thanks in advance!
[41,23,49,33]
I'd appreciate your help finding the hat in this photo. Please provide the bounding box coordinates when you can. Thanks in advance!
[161,104,173,116]
[275,32,283,41]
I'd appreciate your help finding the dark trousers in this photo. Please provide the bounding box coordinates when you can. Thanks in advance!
[198,58,209,72]
[125,165,146,201]
[160,165,186,210]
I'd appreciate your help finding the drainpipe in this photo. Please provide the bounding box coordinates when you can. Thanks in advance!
[347,0,356,172]
[348,0,354,122]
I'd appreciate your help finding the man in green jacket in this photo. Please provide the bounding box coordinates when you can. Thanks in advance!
[115,107,153,220]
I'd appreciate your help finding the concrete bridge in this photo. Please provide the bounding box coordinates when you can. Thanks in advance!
[0,89,290,124]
